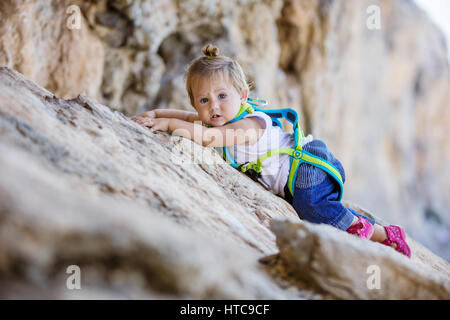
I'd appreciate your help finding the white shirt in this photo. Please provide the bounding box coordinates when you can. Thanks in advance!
[226,111,295,198]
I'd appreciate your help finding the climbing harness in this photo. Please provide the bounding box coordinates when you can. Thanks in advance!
[220,98,344,200]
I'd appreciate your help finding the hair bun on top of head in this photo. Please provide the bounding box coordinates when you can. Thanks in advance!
[202,44,220,59]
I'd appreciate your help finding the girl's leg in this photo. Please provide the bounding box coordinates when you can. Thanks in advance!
[292,176,360,231]
[346,208,376,239]
[291,175,411,257]
[370,224,388,242]
[344,214,411,257]
[347,208,375,226]
[347,214,411,257]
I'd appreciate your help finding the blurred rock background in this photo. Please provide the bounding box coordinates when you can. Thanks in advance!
[0,0,449,297]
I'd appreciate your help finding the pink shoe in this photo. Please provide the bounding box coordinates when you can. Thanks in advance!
[346,216,374,239]
[382,225,411,258]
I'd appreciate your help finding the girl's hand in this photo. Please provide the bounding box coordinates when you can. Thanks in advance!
[137,118,171,133]
[130,110,156,122]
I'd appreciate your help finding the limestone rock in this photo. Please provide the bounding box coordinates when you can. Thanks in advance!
[276,0,450,259]
[1,0,450,299]
[0,0,104,100]
[2,0,447,259]
[0,66,301,299]
[1,66,449,299]
[270,219,450,299]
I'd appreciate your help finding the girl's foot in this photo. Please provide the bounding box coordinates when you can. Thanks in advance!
[346,216,374,239]
[381,225,411,258]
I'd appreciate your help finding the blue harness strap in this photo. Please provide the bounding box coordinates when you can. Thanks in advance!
[220,98,344,200]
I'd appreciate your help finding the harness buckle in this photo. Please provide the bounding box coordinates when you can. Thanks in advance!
[237,162,269,189]
[292,149,303,160]
[246,169,271,190]
[245,168,261,182]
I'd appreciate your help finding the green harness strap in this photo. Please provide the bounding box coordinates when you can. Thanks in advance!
[214,99,344,200]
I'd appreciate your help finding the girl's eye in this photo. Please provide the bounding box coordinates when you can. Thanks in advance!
[200,98,208,104]
[219,93,227,99]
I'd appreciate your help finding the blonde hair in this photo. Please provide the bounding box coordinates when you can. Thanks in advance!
[185,44,249,107]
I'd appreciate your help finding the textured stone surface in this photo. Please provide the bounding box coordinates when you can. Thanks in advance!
[0,67,302,299]
[275,0,450,260]
[270,219,450,299]
[1,66,449,299]
[0,0,104,100]
[1,0,450,299]
[1,0,448,259]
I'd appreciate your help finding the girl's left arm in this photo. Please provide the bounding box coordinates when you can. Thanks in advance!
[142,118,264,147]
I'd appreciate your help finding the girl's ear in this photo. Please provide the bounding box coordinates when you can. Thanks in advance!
[240,88,248,104]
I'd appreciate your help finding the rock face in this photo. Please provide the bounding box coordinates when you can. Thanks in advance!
[0,67,300,299]
[0,0,104,101]
[271,220,450,299]
[0,0,449,298]
[0,0,448,260]
[0,67,449,299]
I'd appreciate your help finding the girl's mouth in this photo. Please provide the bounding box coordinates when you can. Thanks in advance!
[211,114,222,121]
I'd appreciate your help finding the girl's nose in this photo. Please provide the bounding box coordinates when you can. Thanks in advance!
[210,99,220,111]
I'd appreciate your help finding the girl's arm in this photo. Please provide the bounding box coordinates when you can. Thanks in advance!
[155,109,201,122]
[131,109,201,123]
[142,117,265,148]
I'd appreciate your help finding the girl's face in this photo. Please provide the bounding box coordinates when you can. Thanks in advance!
[191,74,248,127]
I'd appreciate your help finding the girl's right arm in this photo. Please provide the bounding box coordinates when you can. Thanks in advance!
[131,109,200,123]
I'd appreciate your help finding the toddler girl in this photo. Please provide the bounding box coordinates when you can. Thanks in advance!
[131,44,411,258]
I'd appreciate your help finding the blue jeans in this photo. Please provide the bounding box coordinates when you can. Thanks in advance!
[284,174,375,231]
